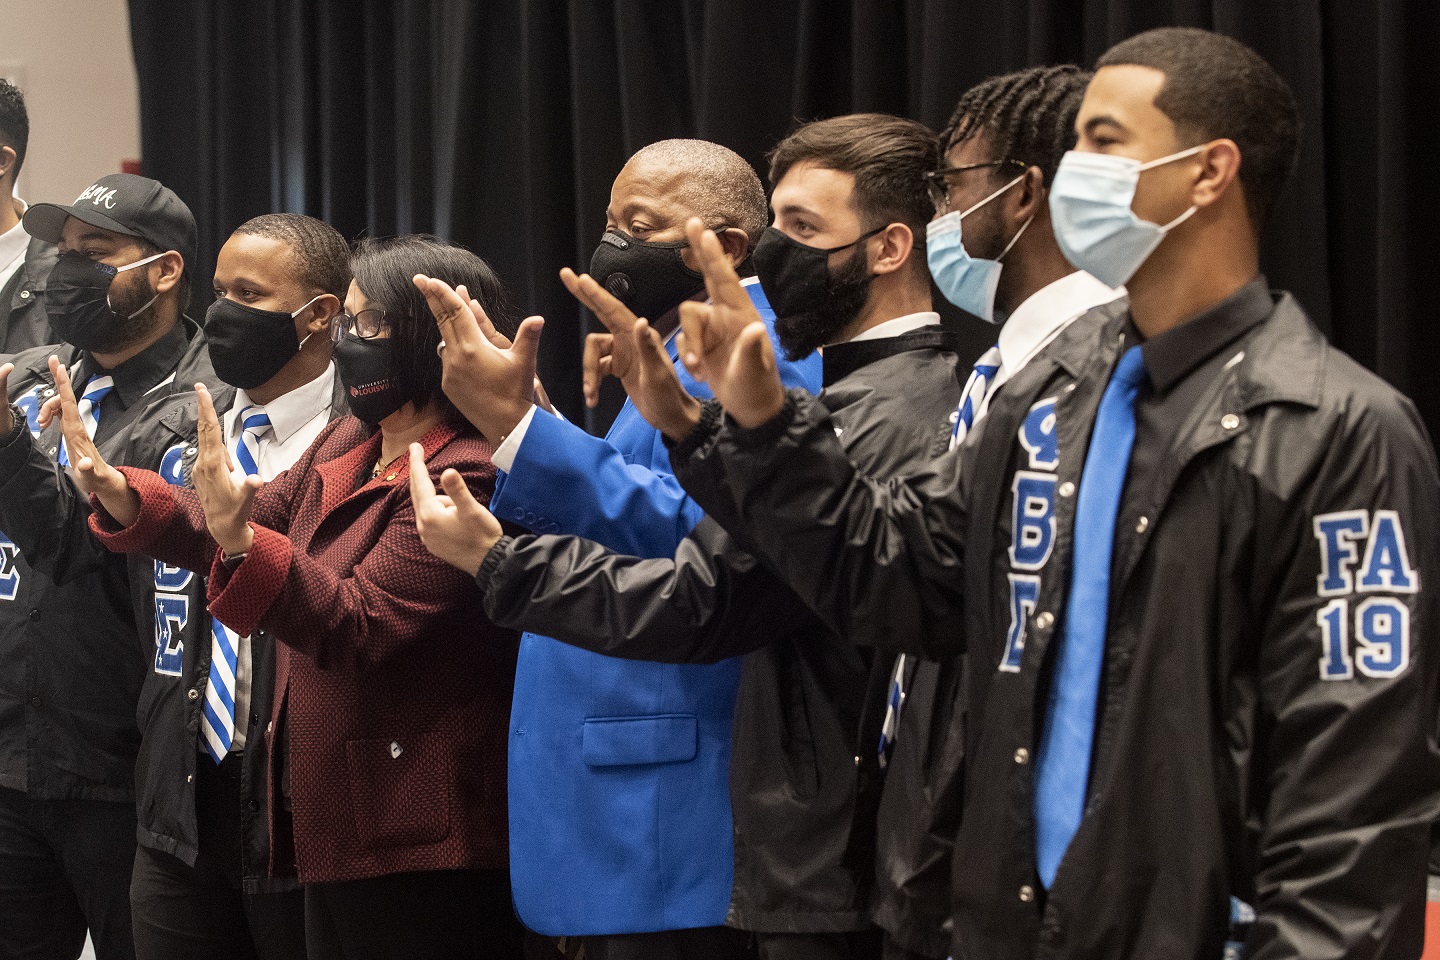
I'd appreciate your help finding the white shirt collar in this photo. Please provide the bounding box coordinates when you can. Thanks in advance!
[0,198,31,277]
[845,311,942,344]
[996,272,1123,376]
[229,362,336,444]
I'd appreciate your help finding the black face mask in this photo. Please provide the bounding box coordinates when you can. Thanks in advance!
[588,229,706,322]
[752,226,880,360]
[333,333,407,425]
[206,296,319,390]
[44,250,162,353]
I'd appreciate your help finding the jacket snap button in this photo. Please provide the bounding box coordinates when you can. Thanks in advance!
[19,290,29,299]
[1058,481,1075,498]
[1019,884,1035,903]
[187,688,199,701]
[27,608,40,622]
[390,741,402,759]
[1135,515,1149,534]
[186,774,193,783]
[1221,413,1240,430]
[266,721,274,736]
[1014,747,1029,765]
[1035,611,1054,630]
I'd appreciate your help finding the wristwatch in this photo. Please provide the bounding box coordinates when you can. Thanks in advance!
[220,549,248,570]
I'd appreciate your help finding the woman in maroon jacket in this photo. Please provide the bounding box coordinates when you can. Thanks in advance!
[57,235,526,959]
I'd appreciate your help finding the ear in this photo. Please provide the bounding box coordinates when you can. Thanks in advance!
[305,293,343,333]
[149,251,185,294]
[0,146,14,184]
[712,226,750,269]
[869,222,915,276]
[1190,139,1242,211]
[1008,164,1047,225]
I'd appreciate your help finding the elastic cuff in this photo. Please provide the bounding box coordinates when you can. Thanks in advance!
[475,535,515,596]
[725,390,801,450]
[665,398,723,458]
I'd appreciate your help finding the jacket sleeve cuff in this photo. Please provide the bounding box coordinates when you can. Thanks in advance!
[725,390,802,450]
[87,465,181,553]
[474,535,516,597]
[207,524,293,637]
[664,398,723,458]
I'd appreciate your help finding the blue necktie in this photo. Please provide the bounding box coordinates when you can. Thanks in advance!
[57,375,115,466]
[1034,344,1146,887]
[877,343,1003,767]
[232,406,272,477]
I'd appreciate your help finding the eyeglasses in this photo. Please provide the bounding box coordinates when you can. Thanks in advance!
[331,307,388,343]
[925,159,1029,214]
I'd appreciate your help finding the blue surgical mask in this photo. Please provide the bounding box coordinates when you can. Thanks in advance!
[926,173,1032,324]
[1048,145,1204,288]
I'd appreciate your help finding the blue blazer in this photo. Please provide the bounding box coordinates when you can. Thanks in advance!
[492,280,821,935]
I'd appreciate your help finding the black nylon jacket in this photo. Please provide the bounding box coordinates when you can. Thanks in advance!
[130,373,347,891]
[0,238,59,355]
[479,326,965,933]
[671,292,1440,960]
[0,323,224,802]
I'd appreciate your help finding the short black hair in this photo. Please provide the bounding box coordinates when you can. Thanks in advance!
[0,79,27,179]
[940,65,1092,186]
[1097,27,1300,229]
[768,113,939,238]
[234,213,351,300]
[350,235,518,415]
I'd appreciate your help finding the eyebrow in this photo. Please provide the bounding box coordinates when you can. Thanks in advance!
[1082,114,1129,136]
[775,201,822,222]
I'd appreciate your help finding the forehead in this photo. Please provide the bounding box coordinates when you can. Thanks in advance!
[58,217,142,250]
[609,156,696,216]
[215,232,302,284]
[771,162,858,218]
[1077,64,1172,137]
[945,129,1000,168]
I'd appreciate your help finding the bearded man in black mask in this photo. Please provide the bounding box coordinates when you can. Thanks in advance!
[0,173,221,960]
[415,139,820,960]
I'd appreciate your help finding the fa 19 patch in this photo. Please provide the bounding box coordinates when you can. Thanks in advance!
[1313,509,1418,680]
[1000,397,1059,673]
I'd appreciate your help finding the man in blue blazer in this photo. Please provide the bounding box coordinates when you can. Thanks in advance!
[427,140,820,959]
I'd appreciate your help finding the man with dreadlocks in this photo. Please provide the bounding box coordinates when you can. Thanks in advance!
[870,65,1122,960]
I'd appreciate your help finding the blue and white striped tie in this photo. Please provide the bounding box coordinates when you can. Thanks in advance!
[57,375,115,466]
[878,343,1002,767]
[201,619,241,763]
[232,405,272,477]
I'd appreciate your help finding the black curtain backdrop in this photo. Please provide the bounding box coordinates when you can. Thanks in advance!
[127,0,1440,440]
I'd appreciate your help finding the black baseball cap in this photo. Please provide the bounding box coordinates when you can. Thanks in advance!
[23,173,196,269]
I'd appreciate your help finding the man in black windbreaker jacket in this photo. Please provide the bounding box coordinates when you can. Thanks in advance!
[517,30,1435,960]
[413,114,964,960]
[0,173,221,960]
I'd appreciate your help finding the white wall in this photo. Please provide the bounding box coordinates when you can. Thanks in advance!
[0,0,141,206]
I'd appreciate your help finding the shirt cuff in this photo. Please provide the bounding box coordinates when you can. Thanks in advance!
[490,404,538,474]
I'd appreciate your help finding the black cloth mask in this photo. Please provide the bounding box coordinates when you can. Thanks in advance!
[205,296,319,390]
[588,229,706,323]
[333,332,407,424]
[44,250,161,353]
[752,226,880,360]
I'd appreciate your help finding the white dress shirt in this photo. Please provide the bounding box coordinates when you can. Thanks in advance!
[845,310,941,343]
[213,362,336,751]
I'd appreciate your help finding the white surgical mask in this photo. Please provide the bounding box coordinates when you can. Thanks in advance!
[926,173,1034,324]
[1048,145,1205,288]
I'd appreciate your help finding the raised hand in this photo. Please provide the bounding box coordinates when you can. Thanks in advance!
[676,218,785,428]
[408,442,503,577]
[50,356,141,525]
[562,266,702,440]
[413,275,544,444]
[191,382,259,557]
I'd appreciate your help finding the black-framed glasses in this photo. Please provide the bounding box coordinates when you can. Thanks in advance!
[331,307,388,344]
[925,159,1029,213]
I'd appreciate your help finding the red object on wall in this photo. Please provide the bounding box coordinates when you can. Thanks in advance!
[1425,900,1440,960]
[121,159,142,175]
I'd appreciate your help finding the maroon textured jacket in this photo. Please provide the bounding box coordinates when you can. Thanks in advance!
[91,413,518,884]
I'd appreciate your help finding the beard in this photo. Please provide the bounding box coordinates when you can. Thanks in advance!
[94,269,163,354]
[774,244,873,361]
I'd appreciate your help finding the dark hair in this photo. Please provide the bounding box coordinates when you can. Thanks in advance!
[0,79,28,179]
[941,65,1091,186]
[350,235,518,415]
[234,213,351,299]
[767,114,939,238]
[1097,27,1300,229]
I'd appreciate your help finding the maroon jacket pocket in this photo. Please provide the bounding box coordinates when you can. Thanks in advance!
[345,732,454,849]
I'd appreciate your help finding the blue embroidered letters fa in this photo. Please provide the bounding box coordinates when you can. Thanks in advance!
[1314,509,1417,681]
[1000,398,1059,673]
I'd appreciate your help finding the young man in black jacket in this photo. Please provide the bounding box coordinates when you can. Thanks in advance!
[0,173,218,960]
[613,28,1436,960]
[0,79,58,354]
[413,114,961,960]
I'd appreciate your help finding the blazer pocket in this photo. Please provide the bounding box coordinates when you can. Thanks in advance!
[581,714,697,767]
[345,733,453,849]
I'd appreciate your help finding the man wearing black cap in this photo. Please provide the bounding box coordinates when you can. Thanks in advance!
[0,172,222,960]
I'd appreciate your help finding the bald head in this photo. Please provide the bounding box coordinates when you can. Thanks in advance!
[623,139,768,244]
